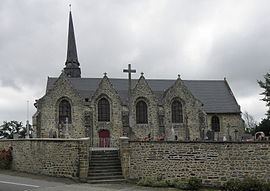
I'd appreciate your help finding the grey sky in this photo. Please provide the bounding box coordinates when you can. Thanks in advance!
[0,0,269,124]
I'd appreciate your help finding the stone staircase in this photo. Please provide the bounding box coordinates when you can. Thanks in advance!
[87,149,125,183]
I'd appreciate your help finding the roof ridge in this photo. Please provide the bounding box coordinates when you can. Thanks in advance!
[48,77,225,82]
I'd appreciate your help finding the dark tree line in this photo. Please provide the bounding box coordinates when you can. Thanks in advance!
[256,72,270,136]
[0,121,32,139]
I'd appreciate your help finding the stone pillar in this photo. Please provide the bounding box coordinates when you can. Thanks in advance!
[78,139,90,181]
[119,136,130,179]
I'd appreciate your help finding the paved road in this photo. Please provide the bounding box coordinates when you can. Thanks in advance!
[0,170,74,191]
[0,170,179,191]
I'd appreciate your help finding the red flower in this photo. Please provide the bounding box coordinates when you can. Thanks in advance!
[157,136,165,140]
[143,137,149,141]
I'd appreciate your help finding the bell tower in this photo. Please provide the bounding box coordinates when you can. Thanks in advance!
[64,9,81,78]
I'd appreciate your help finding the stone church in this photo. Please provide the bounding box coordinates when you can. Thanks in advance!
[32,11,244,146]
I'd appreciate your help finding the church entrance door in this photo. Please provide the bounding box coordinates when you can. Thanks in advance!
[99,130,110,147]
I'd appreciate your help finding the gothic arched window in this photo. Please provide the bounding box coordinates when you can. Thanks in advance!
[136,100,148,124]
[98,98,110,122]
[211,116,220,132]
[59,99,72,124]
[171,100,183,123]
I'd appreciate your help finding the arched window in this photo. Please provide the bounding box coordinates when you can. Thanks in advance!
[171,100,183,123]
[98,98,110,122]
[136,100,148,124]
[59,99,71,124]
[211,116,220,132]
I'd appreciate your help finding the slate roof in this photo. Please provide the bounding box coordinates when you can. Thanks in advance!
[46,77,241,114]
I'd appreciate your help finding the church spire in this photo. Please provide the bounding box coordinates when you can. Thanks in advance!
[64,7,81,78]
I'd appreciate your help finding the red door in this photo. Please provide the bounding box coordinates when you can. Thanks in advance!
[99,130,110,147]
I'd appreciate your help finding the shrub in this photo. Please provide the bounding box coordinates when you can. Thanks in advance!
[137,177,156,187]
[152,180,168,187]
[166,179,178,187]
[173,177,202,190]
[240,177,263,191]
[187,177,203,190]
[224,178,265,191]
[263,182,270,191]
[137,177,202,190]
[137,178,169,188]
[0,147,12,169]
[174,179,189,190]
[224,179,242,191]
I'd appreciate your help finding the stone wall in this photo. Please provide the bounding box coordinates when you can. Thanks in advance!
[206,113,244,141]
[34,73,86,138]
[90,76,123,146]
[0,138,89,179]
[129,76,160,139]
[120,140,270,186]
[163,78,204,141]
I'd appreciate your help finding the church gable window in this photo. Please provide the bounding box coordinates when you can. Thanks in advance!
[211,116,220,132]
[98,98,110,122]
[59,99,72,124]
[136,100,148,124]
[171,100,183,123]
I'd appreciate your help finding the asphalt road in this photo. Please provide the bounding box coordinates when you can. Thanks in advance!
[0,170,183,191]
[0,170,74,191]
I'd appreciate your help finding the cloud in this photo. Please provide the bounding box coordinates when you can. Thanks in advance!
[0,0,269,122]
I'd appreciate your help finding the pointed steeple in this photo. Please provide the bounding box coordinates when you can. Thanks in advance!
[64,8,81,78]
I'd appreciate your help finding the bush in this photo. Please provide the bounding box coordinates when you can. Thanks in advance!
[240,177,263,191]
[263,182,270,191]
[137,178,156,187]
[137,177,202,190]
[224,179,242,191]
[174,179,189,190]
[173,177,202,190]
[137,178,169,188]
[166,179,178,187]
[152,180,168,187]
[224,178,265,191]
[187,177,203,190]
[0,147,12,169]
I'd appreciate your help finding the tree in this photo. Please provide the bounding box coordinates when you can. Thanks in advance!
[0,121,32,139]
[242,111,257,133]
[255,118,270,136]
[256,72,270,136]
[258,72,270,118]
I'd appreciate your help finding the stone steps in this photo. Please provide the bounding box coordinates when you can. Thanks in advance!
[89,165,122,170]
[88,149,125,183]
[89,168,122,173]
[87,178,126,184]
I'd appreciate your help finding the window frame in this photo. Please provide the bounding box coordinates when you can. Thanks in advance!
[136,100,148,124]
[59,99,72,124]
[171,99,183,123]
[211,116,220,132]
[97,97,110,122]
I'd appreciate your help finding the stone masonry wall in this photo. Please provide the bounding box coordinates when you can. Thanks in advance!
[206,113,244,141]
[0,138,89,179]
[130,76,159,139]
[36,73,86,138]
[163,78,204,141]
[90,76,123,147]
[121,141,270,187]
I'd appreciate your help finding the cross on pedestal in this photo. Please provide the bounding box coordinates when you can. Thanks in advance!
[123,64,136,98]
[123,64,136,132]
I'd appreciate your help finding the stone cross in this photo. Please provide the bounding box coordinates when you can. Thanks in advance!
[123,64,136,132]
[123,64,136,98]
